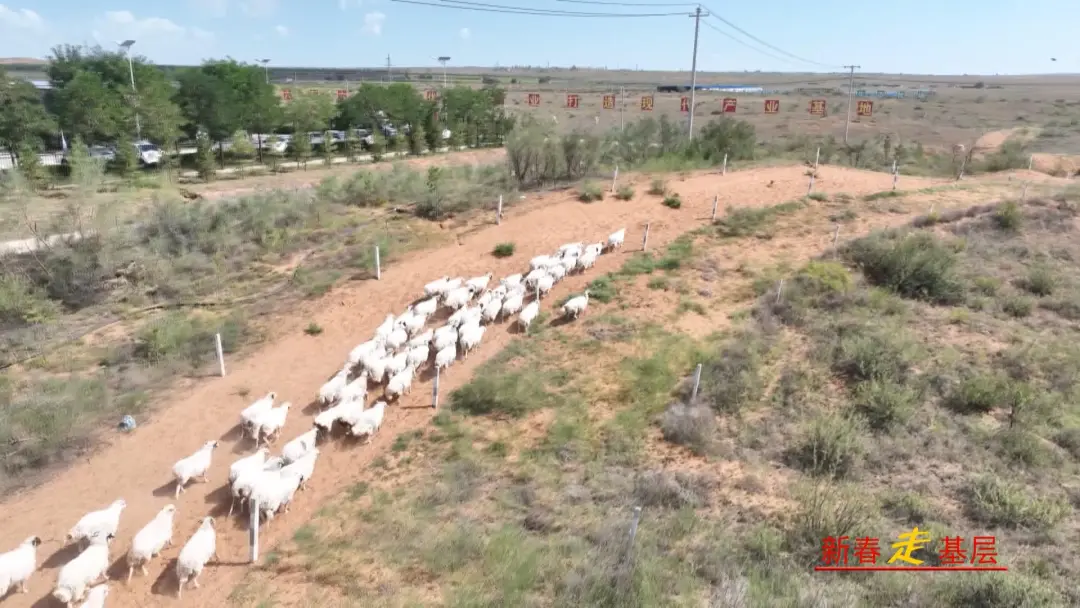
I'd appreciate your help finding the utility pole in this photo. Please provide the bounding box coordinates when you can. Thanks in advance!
[687,6,708,141]
[843,64,860,145]
[386,55,392,81]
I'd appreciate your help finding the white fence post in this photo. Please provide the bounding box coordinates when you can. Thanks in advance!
[496,194,503,225]
[710,195,719,222]
[215,333,226,377]
[1028,155,1033,171]
[814,146,820,171]
[249,499,260,563]
[611,164,619,192]
[958,157,967,181]
[432,366,440,409]
[722,153,728,176]
[627,506,643,547]
[374,245,381,280]
[641,222,651,251]
[776,279,785,304]
[892,160,899,190]
[690,363,703,401]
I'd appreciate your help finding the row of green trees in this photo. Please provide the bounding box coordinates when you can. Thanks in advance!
[0,44,514,169]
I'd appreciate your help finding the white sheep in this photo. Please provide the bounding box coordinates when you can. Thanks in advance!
[385,326,409,351]
[282,428,319,464]
[176,517,216,599]
[374,314,396,341]
[434,343,457,373]
[536,275,555,299]
[501,273,523,289]
[338,374,369,405]
[346,337,382,366]
[362,351,389,384]
[548,263,567,283]
[239,391,276,440]
[348,401,387,443]
[400,311,428,337]
[607,228,626,251]
[519,301,539,334]
[408,328,434,349]
[251,470,304,527]
[172,440,219,499]
[476,290,495,310]
[423,276,450,297]
[312,399,363,437]
[529,254,553,270]
[481,298,502,324]
[385,351,410,378]
[466,272,493,293]
[66,499,126,548]
[407,343,430,369]
[444,277,464,292]
[558,242,584,258]
[459,324,486,359]
[445,306,468,328]
[228,466,280,517]
[460,304,484,327]
[501,292,524,319]
[560,255,579,275]
[562,290,591,320]
[317,364,351,408]
[126,504,176,581]
[432,325,458,351]
[78,583,108,608]
[280,448,320,491]
[229,448,269,485]
[385,365,416,401]
[585,241,604,257]
[0,535,41,597]
[443,286,473,310]
[254,402,291,447]
[577,250,598,272]
[524,268,547,288]
[413,296,439,317]
[53,531,112,608]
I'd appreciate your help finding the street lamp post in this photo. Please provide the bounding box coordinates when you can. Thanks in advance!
[258,58,271,84]
[116,39,141,141]
[437,56,451,87]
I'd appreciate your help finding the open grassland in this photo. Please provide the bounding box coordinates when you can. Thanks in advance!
[226,174,1080,607]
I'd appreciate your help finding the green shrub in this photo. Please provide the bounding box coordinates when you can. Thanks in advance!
[807,191,829,202]
[933,573,1063,608]
[660,401,715,455]
[662,194,682,209]
[1017,266,1055,296]
[850,380,918,431]
[785,413,864,479]
[647,178,666,195]
[615,184,635,200]
[830,326,916,385]
[962,476,1069,530]
[304,322,323,336]
[578,181,603,202]
[133,312,248,366]
[1001,295,1033,318]
[992,200,1022,232]
[450,371,555,418]
[586,275,618,303]
[0,275,61,327]
[492,242,516,258]
[845,231,964,304]
[697,332,768,414]
[945,374,1011,414]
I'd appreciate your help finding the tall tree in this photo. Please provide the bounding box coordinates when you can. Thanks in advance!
[283,90,336,134]
[0,69,56,152]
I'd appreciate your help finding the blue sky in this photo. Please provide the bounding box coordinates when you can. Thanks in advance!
[0,0,1076,75]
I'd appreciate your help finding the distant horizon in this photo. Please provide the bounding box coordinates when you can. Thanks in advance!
[2,57,1079,79]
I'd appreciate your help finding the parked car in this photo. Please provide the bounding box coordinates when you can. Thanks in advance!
[134,141,162,166]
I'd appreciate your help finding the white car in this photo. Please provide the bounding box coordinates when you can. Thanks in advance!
[134,141,162,166]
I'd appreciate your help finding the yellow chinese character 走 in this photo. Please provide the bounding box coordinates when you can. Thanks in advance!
[887,526,932,566]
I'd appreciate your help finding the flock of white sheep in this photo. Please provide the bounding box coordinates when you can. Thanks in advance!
[0,227,627,607]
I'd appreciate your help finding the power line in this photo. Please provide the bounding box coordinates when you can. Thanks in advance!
[555,0,698,5]
[701,20,800,67]
[698,3,841,69]
[390,0,687,16]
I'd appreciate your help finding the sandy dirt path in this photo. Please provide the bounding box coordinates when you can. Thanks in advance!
[0,165,941,607]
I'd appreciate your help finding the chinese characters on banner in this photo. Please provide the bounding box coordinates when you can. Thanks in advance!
[566,94,580,109]
[336,89,348,101]
[817,527,1005,571]
[764,99,780,114]
[722,98,737,113]
[856,100,874,117]
[527,93,540,107]
[424,89,439,101]
[280,89,292,101]
[640,95,654,111]
[680,96,690,112]
[602,94,616,110]
[809,99,827,116]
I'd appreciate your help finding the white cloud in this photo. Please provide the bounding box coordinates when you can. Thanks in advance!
[339,0,363,9]
[241,0,278,17]
[458,27,470,40]
[361,11,384,35]
[190,0,228,18]
[0,4,45,31]
[275,24,288,36]
[92,11,215,62]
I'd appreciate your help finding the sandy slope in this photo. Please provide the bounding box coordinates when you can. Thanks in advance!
[0,165,942,607]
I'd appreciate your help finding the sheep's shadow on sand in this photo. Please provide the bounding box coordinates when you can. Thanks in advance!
[151,480,181,499]
[203,484,235,518]
[150,558,179,596]
[218,423,245,443]
[41,542,81,568]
